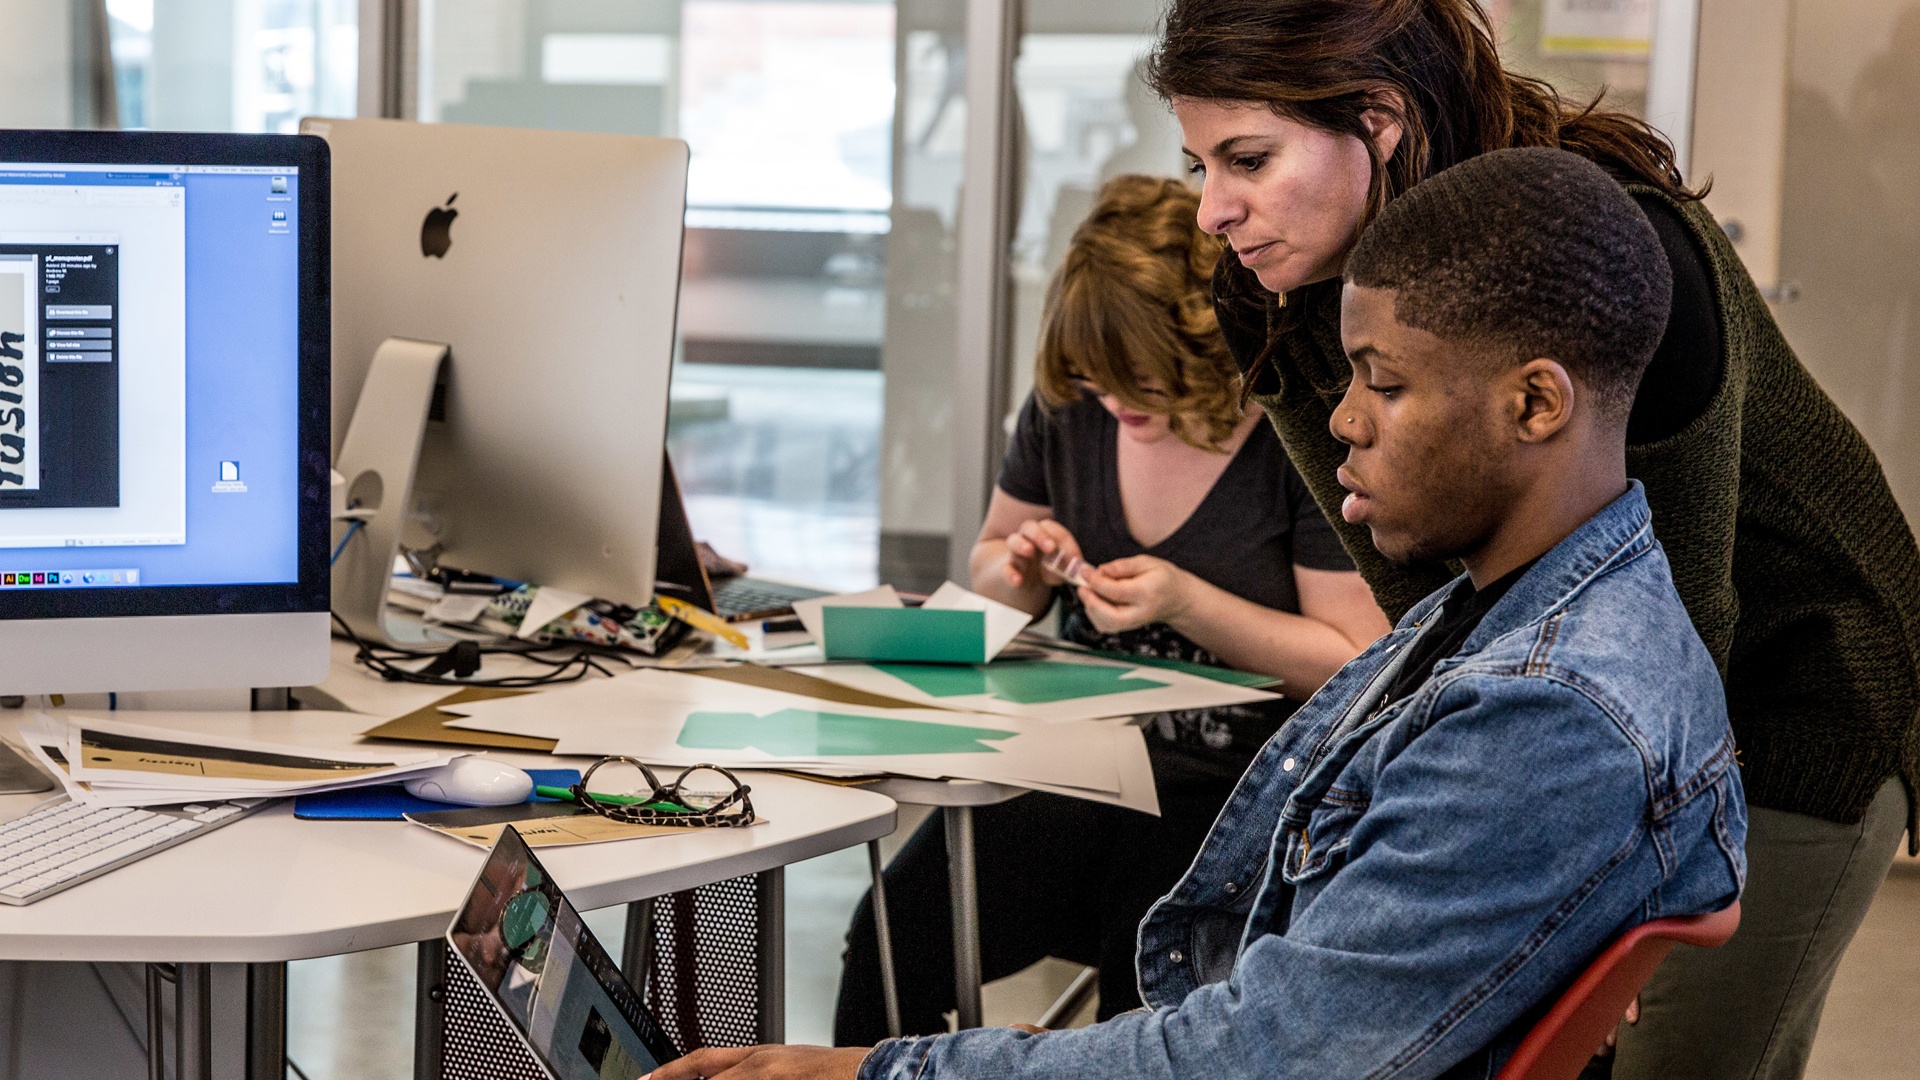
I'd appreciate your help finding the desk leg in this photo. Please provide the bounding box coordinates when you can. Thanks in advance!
[246,962,287,1080]
[756,867,786,1045]
[867,839,903,1038]
[623,897,656,992]
[415,939,447,1080]
[945,806,983,1030]
[146,964,170,1080]
[176,963,214,1080]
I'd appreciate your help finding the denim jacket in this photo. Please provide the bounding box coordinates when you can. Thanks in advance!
[861,484,1746,1080]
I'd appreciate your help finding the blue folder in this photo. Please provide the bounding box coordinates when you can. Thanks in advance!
[293,768,582,820]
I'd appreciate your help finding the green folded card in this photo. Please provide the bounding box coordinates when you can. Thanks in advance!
[798,582,1033,665]
[822,607,988,664]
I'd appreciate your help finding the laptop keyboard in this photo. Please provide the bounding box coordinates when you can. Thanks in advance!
[0,799,261,905]
[711,576,829,621]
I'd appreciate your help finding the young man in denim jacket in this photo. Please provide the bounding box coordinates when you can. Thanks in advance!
[646,147,1748,1080]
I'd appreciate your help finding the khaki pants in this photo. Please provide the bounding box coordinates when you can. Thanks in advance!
[1606,777,1909,1080]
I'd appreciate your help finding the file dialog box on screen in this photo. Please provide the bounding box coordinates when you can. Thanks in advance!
[0,173,185,548]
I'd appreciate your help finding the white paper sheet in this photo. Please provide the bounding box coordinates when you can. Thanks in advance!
[45,712,460,795]
[1005,721,1159,815]
[515,585,593,640]
[424,592,492,625]
[920,582,1032,660]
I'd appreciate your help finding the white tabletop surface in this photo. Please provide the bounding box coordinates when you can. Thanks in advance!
[0,643,897,964]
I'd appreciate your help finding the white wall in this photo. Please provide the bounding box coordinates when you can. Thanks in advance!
[1771,0,1920,525]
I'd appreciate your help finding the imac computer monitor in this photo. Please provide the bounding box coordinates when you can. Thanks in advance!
[305,117,687,613]
[0,131,332,696]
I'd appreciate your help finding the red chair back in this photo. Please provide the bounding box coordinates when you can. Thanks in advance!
[1492,902,1741,1080]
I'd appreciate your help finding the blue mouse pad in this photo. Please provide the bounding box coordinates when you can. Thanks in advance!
[294,768,581,820]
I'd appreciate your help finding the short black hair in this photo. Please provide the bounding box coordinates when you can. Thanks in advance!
[1344,146,1673,423]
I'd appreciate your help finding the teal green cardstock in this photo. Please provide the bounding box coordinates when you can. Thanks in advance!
[678,708,1015,755]
[822,607,987,663]
[873,659,1169,704]
[1072,649,1280,688]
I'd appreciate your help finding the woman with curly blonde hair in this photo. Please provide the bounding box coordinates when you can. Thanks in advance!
[831,175,1389,1042]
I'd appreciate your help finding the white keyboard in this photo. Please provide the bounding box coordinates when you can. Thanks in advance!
[0,799,265,905]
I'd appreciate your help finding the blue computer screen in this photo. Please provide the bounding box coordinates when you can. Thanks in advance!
[0,162,300,591]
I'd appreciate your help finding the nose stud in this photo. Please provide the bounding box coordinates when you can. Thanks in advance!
[1345,416,1354,424]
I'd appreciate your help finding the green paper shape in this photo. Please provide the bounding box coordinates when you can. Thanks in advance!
[822,607,987,663]
[1073,649,1279,688]
[873,659,1169,704]
[678,708,1017,756]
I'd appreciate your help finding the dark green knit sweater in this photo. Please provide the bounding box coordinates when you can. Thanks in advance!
[1216,186,1920,829]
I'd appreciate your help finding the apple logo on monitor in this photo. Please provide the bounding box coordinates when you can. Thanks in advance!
[421,193,458,258]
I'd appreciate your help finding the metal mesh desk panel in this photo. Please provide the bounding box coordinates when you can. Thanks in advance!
[434,870,781,1079]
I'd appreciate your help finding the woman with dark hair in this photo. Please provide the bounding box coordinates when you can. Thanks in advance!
[1140,3,1920,1078]
[830,174,1389,1045]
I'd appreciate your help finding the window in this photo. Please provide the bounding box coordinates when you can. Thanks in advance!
[107,0,358,133]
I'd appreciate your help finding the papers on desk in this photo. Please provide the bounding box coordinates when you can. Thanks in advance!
[22,711,465,807]
[788,648,1282,723]
[793,583,1031,664]
[437,668,1158,814]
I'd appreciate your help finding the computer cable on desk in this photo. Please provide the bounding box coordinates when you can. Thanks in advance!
[329,518,365,566]
[330,612,637,687]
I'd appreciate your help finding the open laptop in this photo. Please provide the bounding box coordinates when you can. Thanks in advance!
[652,452,827,622]
[448,826,681,1079]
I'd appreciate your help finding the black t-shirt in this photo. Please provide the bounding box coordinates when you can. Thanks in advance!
[1377,558,1538,713]
[996,392,1355,764]
[998,392,1354,608]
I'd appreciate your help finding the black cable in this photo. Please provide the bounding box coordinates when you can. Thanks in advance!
[330,612,636,687]
[286,1055,314,1080]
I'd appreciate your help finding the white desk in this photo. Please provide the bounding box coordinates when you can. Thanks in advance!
[313,639,1030,1035]
[0,644,898,1080]
[0,708,896,962]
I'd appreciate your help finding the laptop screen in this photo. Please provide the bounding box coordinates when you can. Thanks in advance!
[449,826,678,1079]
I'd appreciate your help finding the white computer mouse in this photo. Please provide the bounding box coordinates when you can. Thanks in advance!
[404,758,535,807]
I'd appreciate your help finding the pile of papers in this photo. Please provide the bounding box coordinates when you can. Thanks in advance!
[438,669,1159,815]
[22,712,466,808]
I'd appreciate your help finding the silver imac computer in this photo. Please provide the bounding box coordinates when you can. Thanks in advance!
[0,131,332,696]
[303,117,687,646]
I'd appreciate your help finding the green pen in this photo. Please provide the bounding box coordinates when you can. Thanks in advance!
[535,784,691,813]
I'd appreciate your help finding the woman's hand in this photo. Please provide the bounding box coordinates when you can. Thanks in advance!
[641,1045,869,1080]
[1078,555,1194,633]
[1003,519,1087,590]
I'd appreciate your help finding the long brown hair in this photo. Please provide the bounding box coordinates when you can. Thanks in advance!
[1145,0,1702,228]
[1034,175,1241,451]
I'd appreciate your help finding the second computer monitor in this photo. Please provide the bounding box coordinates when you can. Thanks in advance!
[308,117,687,609]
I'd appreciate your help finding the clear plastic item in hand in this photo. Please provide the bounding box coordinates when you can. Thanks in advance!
[1043,550,1089,588]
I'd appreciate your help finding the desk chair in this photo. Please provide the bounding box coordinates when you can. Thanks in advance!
[1494,902,1742,1080]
